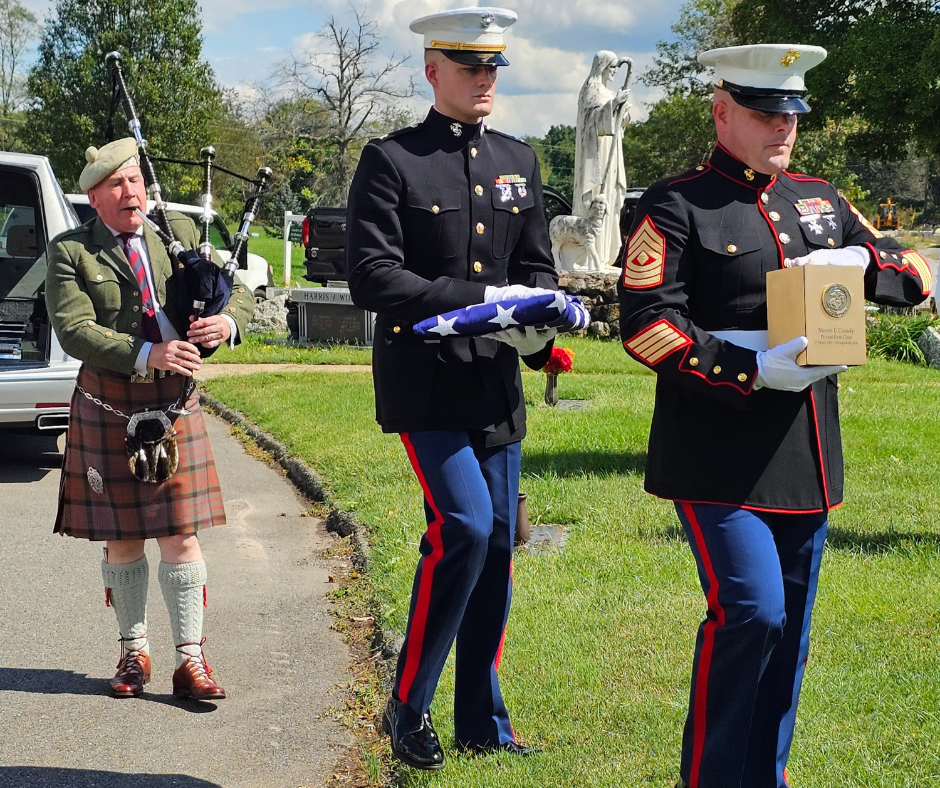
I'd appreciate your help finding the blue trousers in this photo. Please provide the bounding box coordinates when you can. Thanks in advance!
[393,430,520,747]
[674,503,828,788]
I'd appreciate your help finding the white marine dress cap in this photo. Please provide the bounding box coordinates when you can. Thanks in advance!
[698,43,827,114]
[410,6,517,66]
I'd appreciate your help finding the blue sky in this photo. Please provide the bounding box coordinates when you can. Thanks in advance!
[20,0,688,136]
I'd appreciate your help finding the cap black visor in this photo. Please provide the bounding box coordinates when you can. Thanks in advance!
[729,91,811,114]
[440,49,509,66]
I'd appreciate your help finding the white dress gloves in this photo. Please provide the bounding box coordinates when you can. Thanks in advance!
[754,336,847,392]
[483,284,558,303]
[489,325,558,355]
[787,246,869,269]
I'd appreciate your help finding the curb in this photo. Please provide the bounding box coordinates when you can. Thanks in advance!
[199,389,401,661]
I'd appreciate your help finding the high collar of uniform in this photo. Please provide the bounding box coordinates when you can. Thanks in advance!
[709,144,776,190]
[425,107,484,143]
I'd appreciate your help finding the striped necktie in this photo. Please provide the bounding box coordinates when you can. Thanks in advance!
[119,232,163,343]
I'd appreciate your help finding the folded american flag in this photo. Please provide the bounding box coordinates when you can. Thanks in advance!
[413,292,590,338]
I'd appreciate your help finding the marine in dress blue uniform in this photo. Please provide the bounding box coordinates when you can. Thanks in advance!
[344,6,558,770]
[617,45,930,788]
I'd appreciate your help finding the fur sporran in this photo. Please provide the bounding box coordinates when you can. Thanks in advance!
[126,410,180,483]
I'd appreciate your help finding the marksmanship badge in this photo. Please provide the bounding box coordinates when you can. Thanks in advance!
[822,283,851,318]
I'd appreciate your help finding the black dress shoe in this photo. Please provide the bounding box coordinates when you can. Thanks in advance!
[381,695,446,770]
[461,740,541,756]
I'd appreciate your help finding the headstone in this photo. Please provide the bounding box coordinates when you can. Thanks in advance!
[290,287,375,346]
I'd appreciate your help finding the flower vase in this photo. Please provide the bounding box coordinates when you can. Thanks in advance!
[544,373,559,406]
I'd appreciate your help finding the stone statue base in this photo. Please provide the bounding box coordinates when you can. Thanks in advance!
[557,269,620,339]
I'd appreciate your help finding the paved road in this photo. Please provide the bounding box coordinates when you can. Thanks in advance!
[0,415,353,788]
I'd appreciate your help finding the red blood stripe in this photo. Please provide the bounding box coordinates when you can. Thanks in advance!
[681,502,727,788]
[494,559,513,672]
[397,433,447,704]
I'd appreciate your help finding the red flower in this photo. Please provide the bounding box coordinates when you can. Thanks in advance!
[542,346,575,374]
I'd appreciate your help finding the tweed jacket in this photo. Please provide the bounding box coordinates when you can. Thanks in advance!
[45,212,254,376]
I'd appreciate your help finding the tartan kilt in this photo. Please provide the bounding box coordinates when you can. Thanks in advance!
[54,364,226,541]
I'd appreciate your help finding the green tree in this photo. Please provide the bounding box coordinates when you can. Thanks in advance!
[0,0,37,150]
[730,0,940,159]
[623,93,715,186]
[535,124,576,203]
[645,0,743,97]
[275,8,417,205]
[24,0,226,193]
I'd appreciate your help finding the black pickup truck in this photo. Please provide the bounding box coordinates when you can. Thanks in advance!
[301,207,346,284]
[299,186,644,283]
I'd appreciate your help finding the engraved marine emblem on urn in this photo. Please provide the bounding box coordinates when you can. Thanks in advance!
[821,283,851,318]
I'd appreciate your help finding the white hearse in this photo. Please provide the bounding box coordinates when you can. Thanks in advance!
[0,152,82,435]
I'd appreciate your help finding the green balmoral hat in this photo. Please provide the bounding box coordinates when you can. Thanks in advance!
[79,137,140,190]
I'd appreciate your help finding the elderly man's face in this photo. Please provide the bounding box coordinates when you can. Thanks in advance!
[713,91,798,175]
[87,165,147,233]
[425,51,498,124]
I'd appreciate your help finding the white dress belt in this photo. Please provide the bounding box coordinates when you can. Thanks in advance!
[707,329,769,352]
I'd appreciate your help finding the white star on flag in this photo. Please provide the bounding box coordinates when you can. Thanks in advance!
[550,292,567,313]
[488,304,519,329]
[429,315,460,336]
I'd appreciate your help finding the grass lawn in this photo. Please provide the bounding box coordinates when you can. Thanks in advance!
[244,229,308,288]
[205,332,372,366]
[203,337,940,788]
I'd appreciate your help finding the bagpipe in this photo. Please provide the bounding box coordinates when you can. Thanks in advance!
[105,51,273,411]
[106,51,273,347]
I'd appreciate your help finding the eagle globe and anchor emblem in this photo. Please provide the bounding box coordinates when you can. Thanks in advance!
[821,282,851,318]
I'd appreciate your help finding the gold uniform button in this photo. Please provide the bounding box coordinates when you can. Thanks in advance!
[696,165,705,171]
[727,244,737,253]
[86,320,93,326]
[95,274,103,281]
[473,261,483,273]
[512,206,519,214]
[476,222,485,235]
[689,357,699,367]
[828,238,836,247]
[738,373,747,382]
[769,211,781,221]
[393,326,401,334]
[104,330,112,337]
[237,298,244,304]
[131,322,139,329]
[880,251,887,259]
[712,365,722,374]
[228,307,236,313]
[237,287,245,293]
[779,232,790,244]
[470,147,478,158]
[432,205,440,214]
[475,185,484,196]
[761,193,769,204]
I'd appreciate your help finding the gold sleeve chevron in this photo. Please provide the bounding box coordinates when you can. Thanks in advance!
[846,201,884,239]
[623,216,666,289]
[902,250,932,295]
[625,319,691,365]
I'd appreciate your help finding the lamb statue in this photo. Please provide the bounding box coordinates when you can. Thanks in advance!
[549,194,608,273]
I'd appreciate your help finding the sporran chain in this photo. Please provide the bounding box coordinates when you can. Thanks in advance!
[76,385,178,421]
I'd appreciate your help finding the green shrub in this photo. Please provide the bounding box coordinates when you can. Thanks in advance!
[865,311,939,364]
